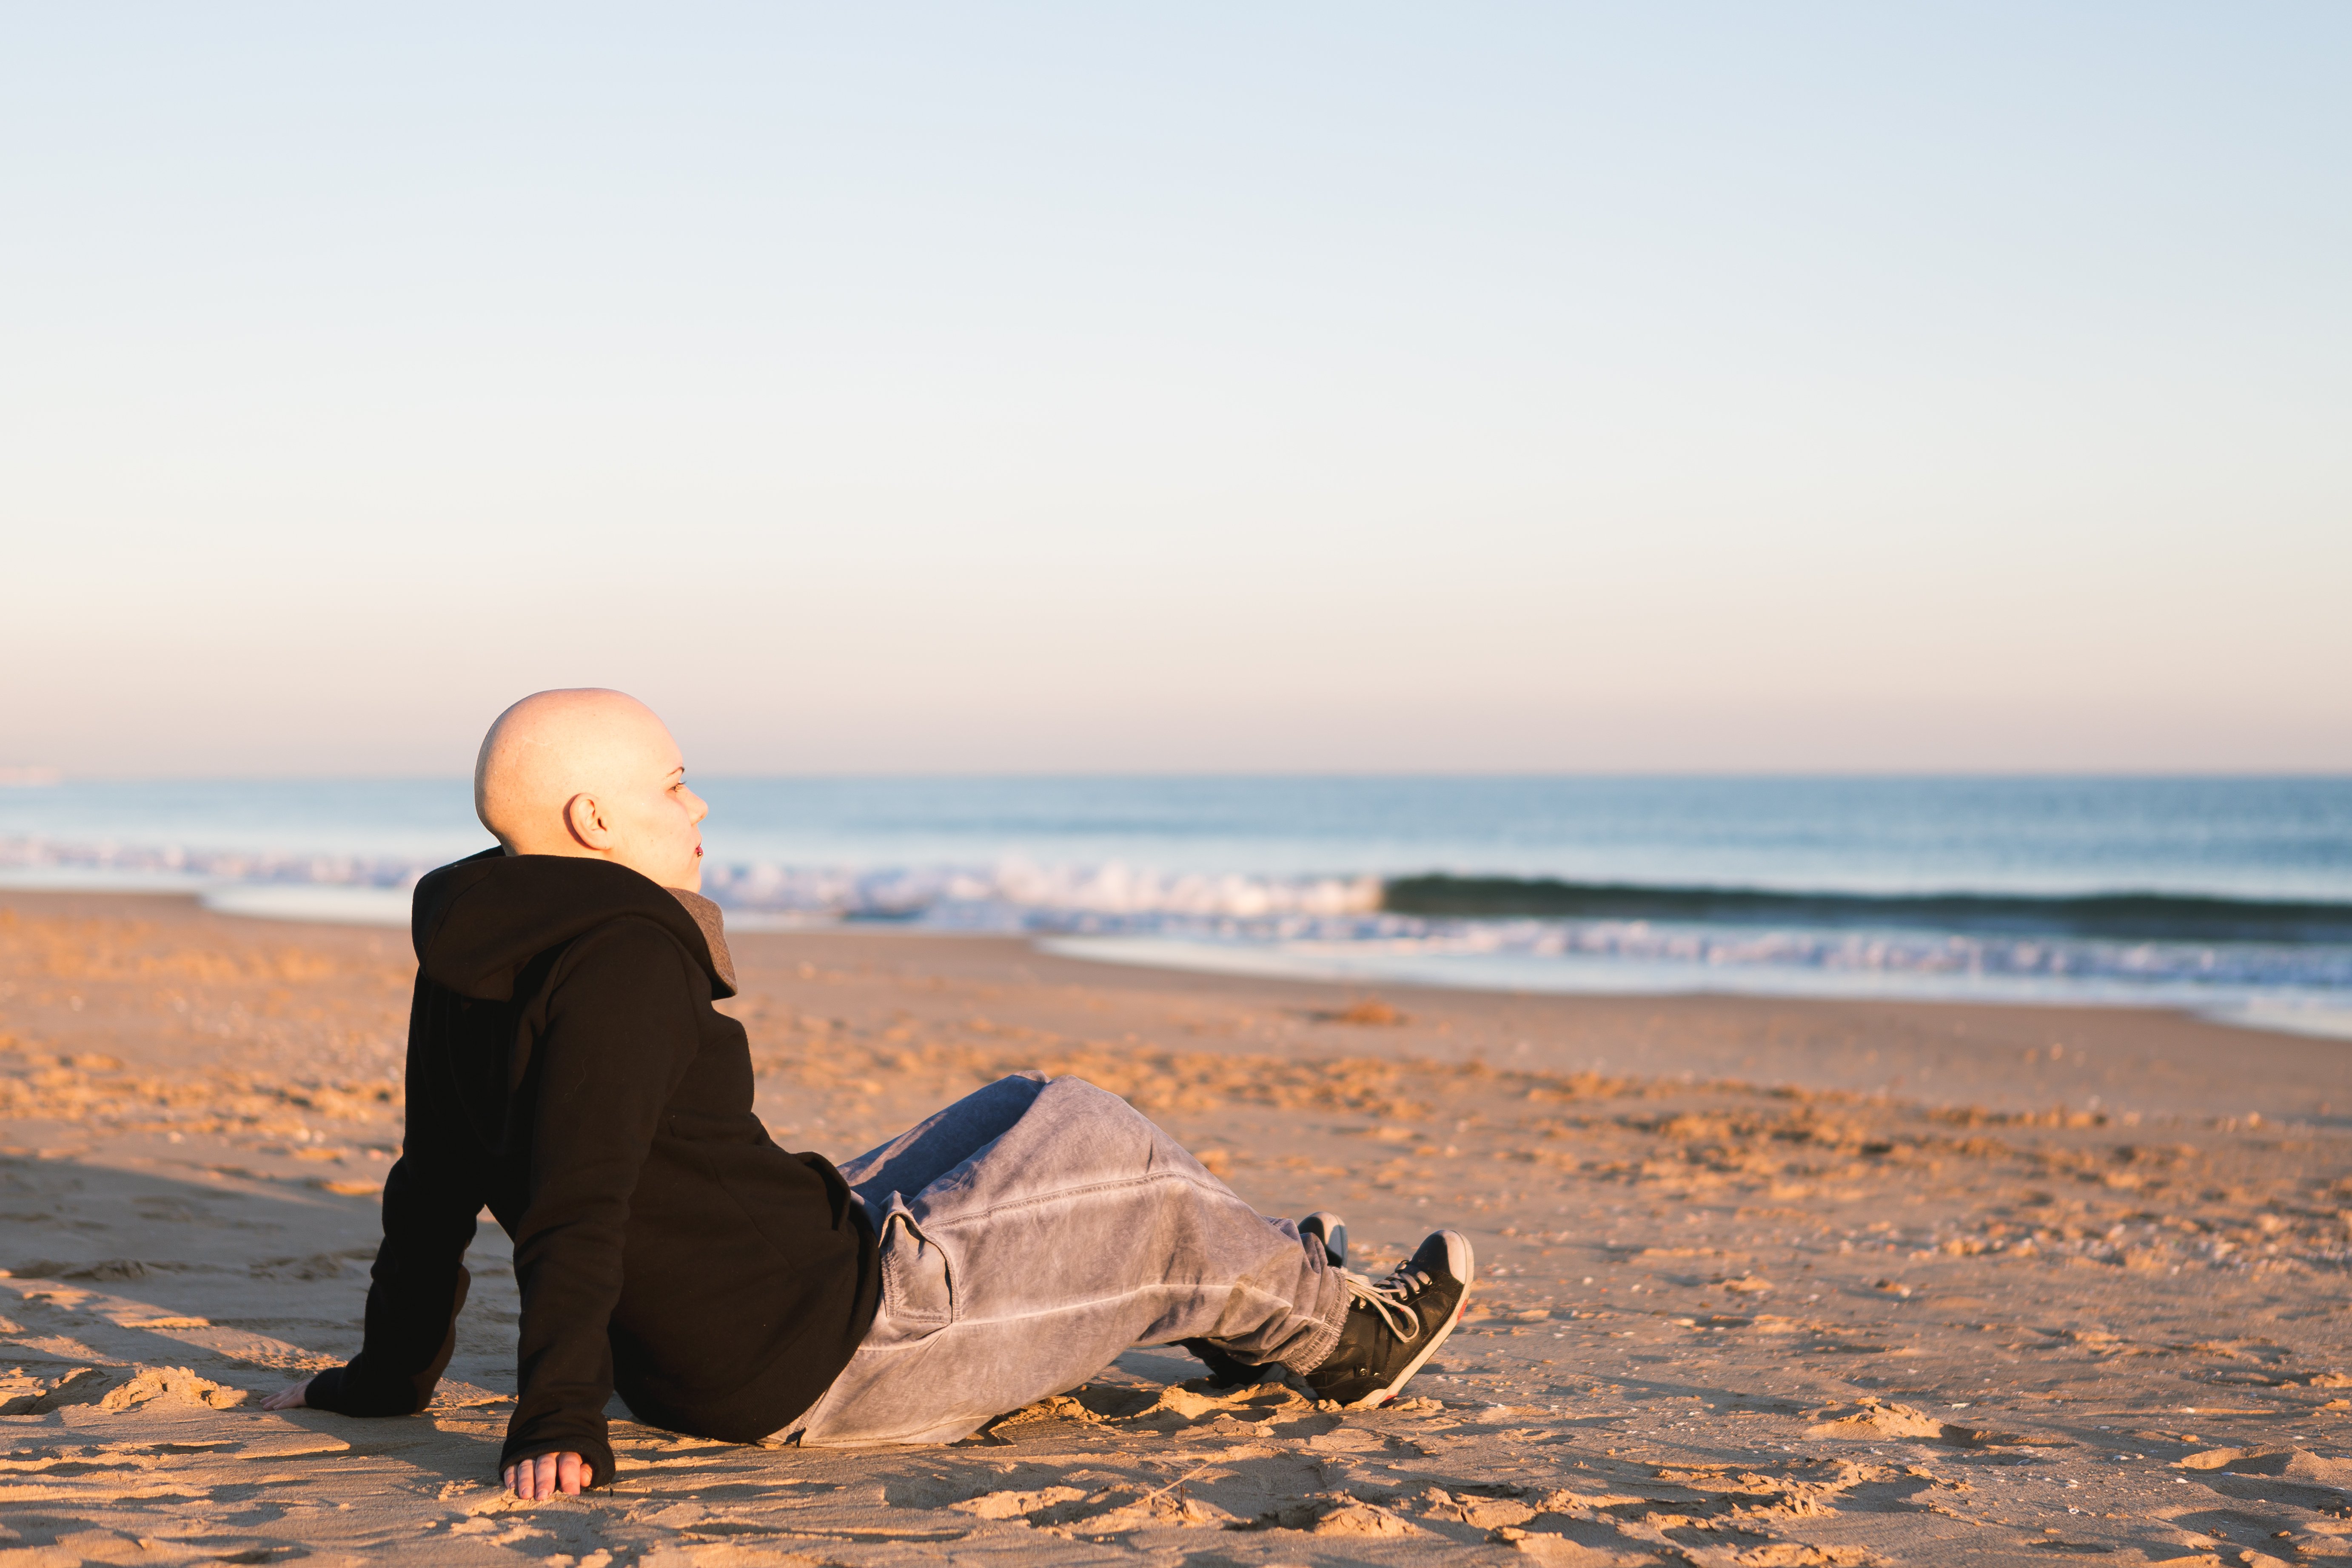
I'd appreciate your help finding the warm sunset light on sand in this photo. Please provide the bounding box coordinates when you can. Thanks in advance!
[5,893,2351,1558]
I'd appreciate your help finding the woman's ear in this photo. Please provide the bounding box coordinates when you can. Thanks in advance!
[563,793,615,852]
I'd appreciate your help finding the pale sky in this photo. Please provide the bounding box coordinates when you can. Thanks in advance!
[2,3,2346,775]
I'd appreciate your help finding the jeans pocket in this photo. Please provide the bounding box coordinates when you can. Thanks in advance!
[877,1194,957,1331]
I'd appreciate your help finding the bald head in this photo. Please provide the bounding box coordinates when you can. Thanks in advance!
[475,689,709,890]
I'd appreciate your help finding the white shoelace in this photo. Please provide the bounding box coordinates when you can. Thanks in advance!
[1343,1263,1434,1342]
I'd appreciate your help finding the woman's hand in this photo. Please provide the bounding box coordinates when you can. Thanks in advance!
[258,1378,311,1411]
[503,1451,588,1500]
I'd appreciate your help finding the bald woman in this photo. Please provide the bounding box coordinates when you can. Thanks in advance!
[266,690,1472,1498]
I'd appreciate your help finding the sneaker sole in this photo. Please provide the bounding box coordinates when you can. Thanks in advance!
[1344,1230,1474,1410]
[1300,1211,1347,1269]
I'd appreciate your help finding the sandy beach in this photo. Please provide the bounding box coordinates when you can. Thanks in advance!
[3,886,2349,1566]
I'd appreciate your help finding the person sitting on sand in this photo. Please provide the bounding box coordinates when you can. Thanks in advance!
[260,689,1473,1499]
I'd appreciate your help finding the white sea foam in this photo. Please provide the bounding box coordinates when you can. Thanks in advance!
[1037,935,2352,1038]
[0,835,427,892]
[7,832,2349,1033]
[200,884,413,927]
[704,858,1380,919]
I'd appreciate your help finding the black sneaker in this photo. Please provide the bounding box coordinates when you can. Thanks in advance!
[1299,1211,1347,1269]
[1183,1211,1352,1388]
[1303,1230,1474,1410]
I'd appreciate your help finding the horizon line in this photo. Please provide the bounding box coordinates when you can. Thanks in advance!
[8,769,2352,786]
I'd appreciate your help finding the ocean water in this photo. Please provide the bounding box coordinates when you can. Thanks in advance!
[2,776,2347,1038]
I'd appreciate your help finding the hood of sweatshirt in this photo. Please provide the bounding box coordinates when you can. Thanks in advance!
[412,849,737,1002]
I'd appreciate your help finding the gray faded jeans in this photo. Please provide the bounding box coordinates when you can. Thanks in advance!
[778,1072,1348,1446]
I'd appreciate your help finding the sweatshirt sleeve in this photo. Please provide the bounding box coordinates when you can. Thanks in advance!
[304,975,484,1418]
[499,918,704,1487]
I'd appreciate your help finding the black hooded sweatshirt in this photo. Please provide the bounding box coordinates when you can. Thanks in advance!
[302,850,880,1485]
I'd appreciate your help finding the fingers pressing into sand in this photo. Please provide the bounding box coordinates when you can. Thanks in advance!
[258,1377,311,1410]
[505,1449,588,1500]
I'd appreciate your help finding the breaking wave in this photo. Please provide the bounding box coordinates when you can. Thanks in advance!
[7,833,2349,1006]
[1381,874,2352,944]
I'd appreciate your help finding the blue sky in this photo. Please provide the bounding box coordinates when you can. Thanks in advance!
[2,3,2345,774]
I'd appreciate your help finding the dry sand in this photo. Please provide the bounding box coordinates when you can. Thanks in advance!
[2,887,2350,1566]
